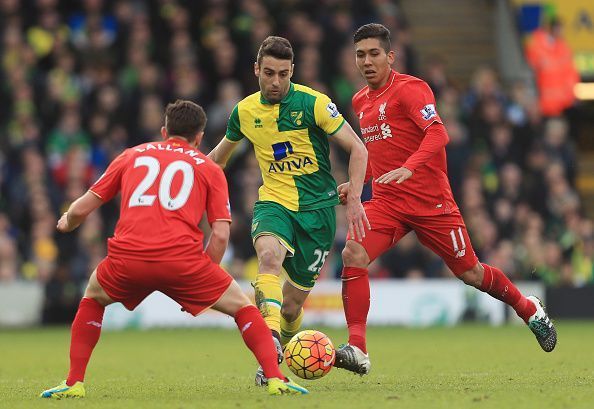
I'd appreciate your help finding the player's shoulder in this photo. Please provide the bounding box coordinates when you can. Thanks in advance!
[233,92,261,123]
[196,151,226,176]
[237,91,261,109]
[293,83,330,101]
[394,73,430,91]
[352,86,369,106]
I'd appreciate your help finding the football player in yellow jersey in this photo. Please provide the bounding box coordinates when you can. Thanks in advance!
[208,36,370,386]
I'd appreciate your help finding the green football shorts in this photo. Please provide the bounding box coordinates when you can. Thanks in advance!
[251,201,336,290]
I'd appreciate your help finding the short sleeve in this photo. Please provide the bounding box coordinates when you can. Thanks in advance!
[224,104,244,143]
[401,80,443,131]
[206,164,232,224]
[314,93,345,136]
[89,150,130,202]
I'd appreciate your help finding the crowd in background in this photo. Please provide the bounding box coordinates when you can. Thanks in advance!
[0,0,592,317]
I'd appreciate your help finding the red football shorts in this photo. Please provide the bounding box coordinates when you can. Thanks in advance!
[348,199,478,276]
[96,255,233,315]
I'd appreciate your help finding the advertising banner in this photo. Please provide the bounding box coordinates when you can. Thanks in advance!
[101,280,545,330]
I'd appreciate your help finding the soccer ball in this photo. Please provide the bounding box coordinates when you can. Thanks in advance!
[284,330,335,380]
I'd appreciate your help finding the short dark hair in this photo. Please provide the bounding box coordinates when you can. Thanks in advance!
[256,36,294,65]
[165,100,206,142]
[353,23,391,53]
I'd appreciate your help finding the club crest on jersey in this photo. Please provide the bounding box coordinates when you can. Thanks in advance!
[291,111,303,126]
[326,102,340,118]
[378,102,387,120]
[420,104,437,120]
[254,118,263,128]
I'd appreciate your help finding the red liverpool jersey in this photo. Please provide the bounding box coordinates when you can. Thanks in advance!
[352,70,457,215]
[90,138,232,261]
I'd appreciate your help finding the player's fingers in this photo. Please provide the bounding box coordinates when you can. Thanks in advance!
[363,212,372,230]
[348,220,355,242]
[381,173,398,184]
[356,216,366,239]
[352,216,361,240]
[376,172,392,184]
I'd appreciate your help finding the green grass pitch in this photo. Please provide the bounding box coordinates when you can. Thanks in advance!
[1,322,593,409]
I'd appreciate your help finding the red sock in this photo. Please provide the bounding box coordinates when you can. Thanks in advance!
[67,297,105,386]
[480,263,536,322]
[234,305,284,380]
[341,267,369,354]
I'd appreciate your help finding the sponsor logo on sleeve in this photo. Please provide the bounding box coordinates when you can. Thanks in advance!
[420,104,437,121]
[326,102,340,118]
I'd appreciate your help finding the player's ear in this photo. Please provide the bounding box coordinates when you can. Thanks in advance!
[387,50,395,65]
[194,131,204,147]
[192,131,204,149]
[290,63,294,78]
[254,61,259,77]
[161,126,168,140]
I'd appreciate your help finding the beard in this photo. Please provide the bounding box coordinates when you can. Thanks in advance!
[264,90,282,103]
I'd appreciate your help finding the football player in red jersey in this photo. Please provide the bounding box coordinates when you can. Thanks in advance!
[333,24,557,375]
[40,100,308,399]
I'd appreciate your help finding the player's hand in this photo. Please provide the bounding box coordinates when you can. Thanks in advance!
[376,167,413,184]
[337,182,349,205]
[56,212,74,233]
[346,196,371,242]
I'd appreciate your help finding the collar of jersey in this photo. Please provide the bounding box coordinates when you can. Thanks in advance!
[165,137,195,149]
[259,82,295,105]
[367,70,397,99]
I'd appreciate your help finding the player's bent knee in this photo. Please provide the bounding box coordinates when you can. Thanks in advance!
[257,248,283,273]
[342,241,369,268]
[458,264,483,288]
[83,271,113,306]
[213,281,251,316]
[281,302,301,322]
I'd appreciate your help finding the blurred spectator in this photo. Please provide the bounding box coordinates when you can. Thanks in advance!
[525,16,579,118]
[0,0,587,290]
[0,213,18,281]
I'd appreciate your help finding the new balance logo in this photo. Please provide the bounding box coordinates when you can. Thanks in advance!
[241,322,253,334]
[86,321,102,328]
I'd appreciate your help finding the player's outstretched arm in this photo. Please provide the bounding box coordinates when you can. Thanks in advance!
[205,220,230,264]
[207,138,238,169]
[376,123,449,185]
[331,122,371,241]
[57,191,104,233]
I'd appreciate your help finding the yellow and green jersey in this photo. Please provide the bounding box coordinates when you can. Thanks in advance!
[225,82,345,211]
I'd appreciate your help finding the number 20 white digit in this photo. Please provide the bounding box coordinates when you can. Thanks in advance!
[129,156,194,211]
